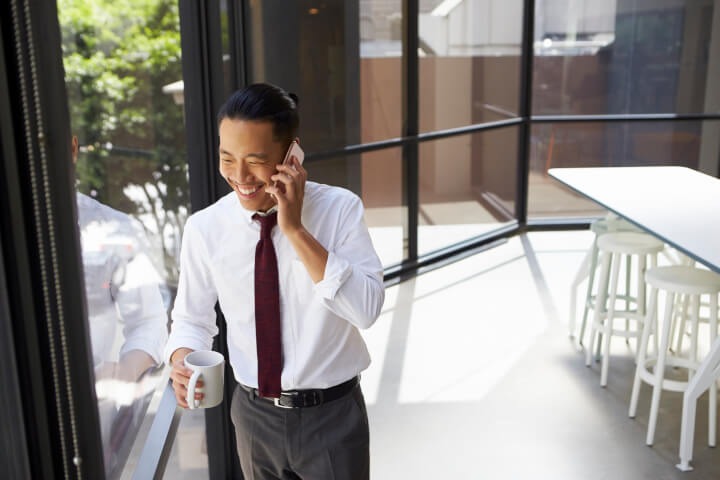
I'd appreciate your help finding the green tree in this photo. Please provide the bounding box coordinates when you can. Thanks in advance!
[59,0,189,285]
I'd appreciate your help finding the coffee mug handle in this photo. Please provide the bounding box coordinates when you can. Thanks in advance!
[186,370,201,409]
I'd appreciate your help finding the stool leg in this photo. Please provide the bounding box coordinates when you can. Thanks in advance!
[668,293,680,354]
[709,294,718,447]
[689,295,700,382]
[587,251,611,367]
[630,286,658,418]
[635,254,647,361]
[596,252,614,361]
[601,253,621,387]
[649,254,658,355]
[676,294,690,355]
[647,290,676,446]
[678,332,720,471]
[570,242,594,338]
[625,254,632,343]
[669,293,681,354]
[578,240,600,348]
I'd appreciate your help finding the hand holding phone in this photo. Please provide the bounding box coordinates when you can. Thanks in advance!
[283,140,304,168]
[274,140,304,188]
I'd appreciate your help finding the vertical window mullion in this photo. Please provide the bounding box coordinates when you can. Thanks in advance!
[402,0,419,262]
[516,0,536,226]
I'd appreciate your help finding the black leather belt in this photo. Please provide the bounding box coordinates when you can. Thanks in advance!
[241,376,359,409]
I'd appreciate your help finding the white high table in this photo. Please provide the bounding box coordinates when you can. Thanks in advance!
[549,166,720,472]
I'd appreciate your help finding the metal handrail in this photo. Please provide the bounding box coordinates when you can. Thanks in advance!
[132,381,182,480]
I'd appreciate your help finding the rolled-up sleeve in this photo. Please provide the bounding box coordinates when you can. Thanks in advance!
[164,217,219,364]
[315,195,385,329]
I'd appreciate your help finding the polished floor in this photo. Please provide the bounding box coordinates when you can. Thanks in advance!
[360,231,719,479]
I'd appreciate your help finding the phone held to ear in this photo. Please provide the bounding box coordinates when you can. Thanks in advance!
[283,140,304,167]
[274,140,304,190]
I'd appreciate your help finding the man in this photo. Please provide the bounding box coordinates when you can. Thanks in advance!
[165,83,385,479]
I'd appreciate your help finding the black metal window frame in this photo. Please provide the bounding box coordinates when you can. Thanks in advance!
[178,0,720,477]
[4,1,720,480]
[298,0,720,283]
[1,0,105,478]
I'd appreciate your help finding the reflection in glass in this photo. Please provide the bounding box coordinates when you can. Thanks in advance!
[419,0,523,132]
[418,127,519,256]
[58,0,207,477]
[77,187,168,475]
[360,0,403,143]
[528,121,720,219]
[533,0,720,115]
[220,0,237,97]
[243,0,402,150]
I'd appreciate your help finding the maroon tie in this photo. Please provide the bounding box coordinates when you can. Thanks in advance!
[253,212,282,398]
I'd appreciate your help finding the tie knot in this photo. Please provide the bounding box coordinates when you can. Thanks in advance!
[253,211,277,237]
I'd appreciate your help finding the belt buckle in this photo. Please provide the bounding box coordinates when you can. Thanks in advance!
[273,397,294,409]
[274,392,297,409]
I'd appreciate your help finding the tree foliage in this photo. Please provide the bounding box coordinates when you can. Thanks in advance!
[60,0,188,283]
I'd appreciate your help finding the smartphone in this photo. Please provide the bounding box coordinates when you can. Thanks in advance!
[282,140,304,167]
[274,140,304,189]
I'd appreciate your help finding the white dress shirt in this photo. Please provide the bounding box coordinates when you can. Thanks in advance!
[165,181,385,390]
[77,193,168,367]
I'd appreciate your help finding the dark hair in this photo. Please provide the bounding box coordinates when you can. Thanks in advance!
[217,83,299,144]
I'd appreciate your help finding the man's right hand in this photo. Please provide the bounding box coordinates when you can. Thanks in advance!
[169,347,203,409]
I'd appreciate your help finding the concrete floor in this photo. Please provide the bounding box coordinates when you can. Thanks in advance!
[360,231,719,479]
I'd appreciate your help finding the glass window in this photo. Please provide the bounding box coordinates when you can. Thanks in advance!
[58,1,206,478]
[418,127,519,256]
[533,0,720,115]
[418,0,523,133]
[305,147,405,268]
[243,0,403,151]
[220,0,235,97]
[359,148,406,267]
[528,120,720,219]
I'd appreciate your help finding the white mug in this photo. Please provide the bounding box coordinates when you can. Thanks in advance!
[184,350,225,409]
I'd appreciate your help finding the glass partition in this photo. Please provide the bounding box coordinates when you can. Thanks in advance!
[418,0,523,132]
[242,0,403,151]
[533,0,719,115]
[58,0,207,477]
[528,120,720,219]
[418,127,519,256]
[305,147,406,268]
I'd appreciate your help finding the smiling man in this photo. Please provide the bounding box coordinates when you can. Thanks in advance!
[165,83,384,479]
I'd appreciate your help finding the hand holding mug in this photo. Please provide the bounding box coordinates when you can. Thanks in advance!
[170,348,199,409]
[170,348,225,409]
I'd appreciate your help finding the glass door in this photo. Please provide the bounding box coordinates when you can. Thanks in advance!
[57,0,209,478]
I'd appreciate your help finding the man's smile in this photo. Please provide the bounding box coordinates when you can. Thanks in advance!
[231,180,264,199]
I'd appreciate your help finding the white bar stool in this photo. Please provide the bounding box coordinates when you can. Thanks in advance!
[670,259,720,355]
[585,232,664,387]
[629,266,720,447]
[569,217,641,346]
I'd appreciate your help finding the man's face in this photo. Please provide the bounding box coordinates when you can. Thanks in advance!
[218,119,287,212]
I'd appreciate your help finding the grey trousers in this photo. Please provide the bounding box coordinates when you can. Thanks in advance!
[230,381,370,480]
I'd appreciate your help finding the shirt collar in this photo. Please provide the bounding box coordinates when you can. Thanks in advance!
[232,193,277,225]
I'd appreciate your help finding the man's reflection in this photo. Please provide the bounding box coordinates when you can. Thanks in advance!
[72,136,168,478]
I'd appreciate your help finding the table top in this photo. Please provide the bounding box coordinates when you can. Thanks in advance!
[548,166,720,273]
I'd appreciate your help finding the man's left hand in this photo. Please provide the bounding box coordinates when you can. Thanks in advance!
[267,155,307,235]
